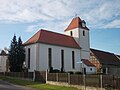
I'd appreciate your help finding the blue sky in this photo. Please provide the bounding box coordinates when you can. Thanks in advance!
[0,0,120,54]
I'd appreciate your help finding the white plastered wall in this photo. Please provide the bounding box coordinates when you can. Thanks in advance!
[0,56,7,72]
[64,28,90,60]
[25,43,82,72]
[38,43,81,72]
[25,44,37,72]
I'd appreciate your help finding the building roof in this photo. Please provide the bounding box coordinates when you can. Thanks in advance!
[0,50,7,56]
[90,49,120,66]
[116,55,120,60]
[23,29,80,48]
[82,59,96,67]
[64,17,89,31]
[117,55,120,58]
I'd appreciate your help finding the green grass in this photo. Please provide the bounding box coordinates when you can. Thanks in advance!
[0,76,80,90]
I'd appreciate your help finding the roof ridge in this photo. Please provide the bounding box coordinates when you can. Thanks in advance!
[36,30,42,42]
[25,30,40,43]
[90,48,114,55]
[0,50,6,55]
[40,29,76,38]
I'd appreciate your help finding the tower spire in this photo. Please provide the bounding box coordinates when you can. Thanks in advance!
[75,13,77,18]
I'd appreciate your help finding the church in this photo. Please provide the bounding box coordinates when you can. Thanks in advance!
[23,16,96,74]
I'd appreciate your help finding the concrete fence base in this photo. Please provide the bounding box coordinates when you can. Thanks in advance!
[46,81,105,90]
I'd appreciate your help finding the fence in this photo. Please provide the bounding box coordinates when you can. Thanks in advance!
[47,73,120,89]
[34,71,46,83]
[47,73,100,87]
[102,75,120,89]
[0,72,34,80]
[0,72,120,89]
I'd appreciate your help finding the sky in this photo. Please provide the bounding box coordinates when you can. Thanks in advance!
[0,0,120,54]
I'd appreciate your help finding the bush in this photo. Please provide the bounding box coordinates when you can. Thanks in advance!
[67,71,74,74]
[52,69,60,73]
[49,67,53,73]
[75,72,82,75]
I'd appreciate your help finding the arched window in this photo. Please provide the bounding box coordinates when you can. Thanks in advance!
[28,48,30,69]
[83,30,85,36]
[72,51,75,69]
[70,31,73,36]
[61,50,64,69]
[48,48,52,68]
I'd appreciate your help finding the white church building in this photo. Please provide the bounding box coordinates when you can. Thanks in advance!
[23,16,96,74]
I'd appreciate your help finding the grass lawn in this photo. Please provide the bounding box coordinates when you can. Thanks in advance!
[0,75,80,90]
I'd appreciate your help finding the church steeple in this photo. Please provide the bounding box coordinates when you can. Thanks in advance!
[64,17,89,31]
[64,16,90,60]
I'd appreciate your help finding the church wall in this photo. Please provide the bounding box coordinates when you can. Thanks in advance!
[79,29,90,60]
[64,28,80,46]
[79,29,90,51]
[38,43,81,72]
[81,51,90,60]
[64,28,90,60]
[64,28,79,38]
[25,44,37,72]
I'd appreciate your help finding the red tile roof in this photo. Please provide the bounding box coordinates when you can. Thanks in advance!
[90,49,120,66]
[23,29,80,48]
[82,59,95,67]
[64,17,89,31]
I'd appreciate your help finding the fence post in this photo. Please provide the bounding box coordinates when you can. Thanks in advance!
[83,74,86,90]
[46,69,48,82]
[100,74,103,90]
[68,73,70,85]
[56,73,58,82]
[33,70,36,82]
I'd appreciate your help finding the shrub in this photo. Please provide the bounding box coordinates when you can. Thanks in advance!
[67,71,74,74]
[75,72,82,75]
[52,69,60,73]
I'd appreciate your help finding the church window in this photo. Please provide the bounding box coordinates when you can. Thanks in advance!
[70,31,73,36]
[61,50,64,69]
[28,48,30,69]
[83,30,85,36]
[90,68,92,71]
[48,48,52,68]
[72,51,75,69]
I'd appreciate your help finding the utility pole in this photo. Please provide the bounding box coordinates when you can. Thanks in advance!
[76,60,86,90]
[100,68,103,90]
[82,61,86,90]
[83,67,86,90]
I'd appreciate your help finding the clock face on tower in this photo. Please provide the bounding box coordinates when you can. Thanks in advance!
[82,20,86,27]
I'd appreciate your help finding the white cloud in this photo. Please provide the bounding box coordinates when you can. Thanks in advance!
[0,0,120,31]
[26,19,71,33]
[79,0,120,29]
[103,20,120,28]
[0,0,78,22]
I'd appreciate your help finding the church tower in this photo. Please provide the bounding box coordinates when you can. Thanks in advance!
[64,17,90,60]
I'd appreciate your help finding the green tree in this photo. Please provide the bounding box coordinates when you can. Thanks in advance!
[16,37,25,71]
[8,35,18,72]
[8,35,25,72]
